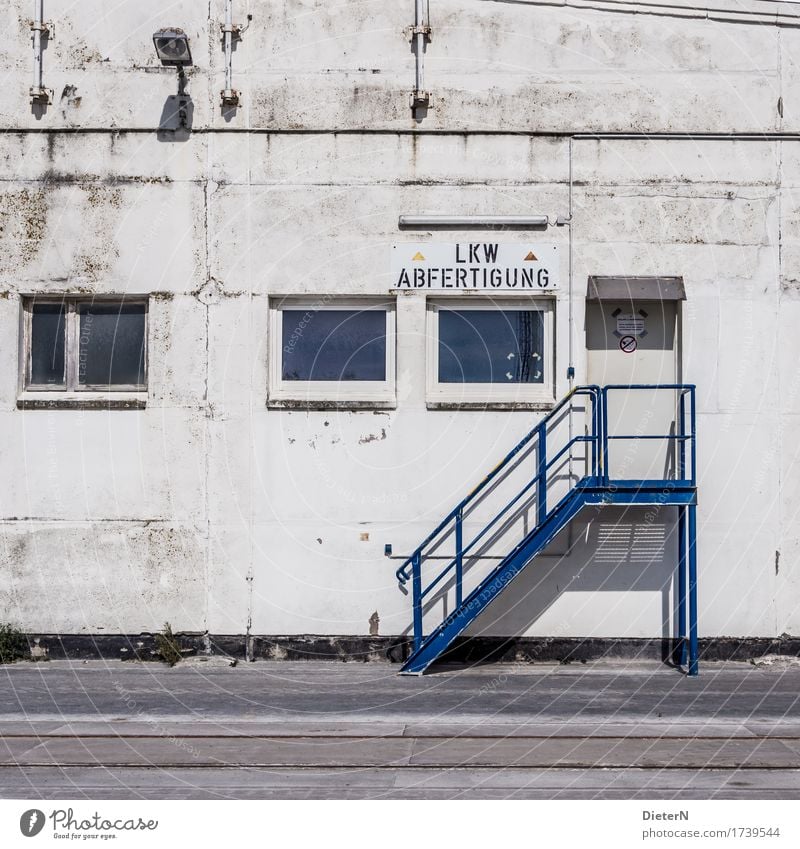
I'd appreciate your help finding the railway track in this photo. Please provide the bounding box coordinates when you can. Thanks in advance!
[1,727,799,798]
[2,661,799,798]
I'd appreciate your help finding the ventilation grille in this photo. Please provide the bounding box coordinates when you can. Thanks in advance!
[594,522,667,565]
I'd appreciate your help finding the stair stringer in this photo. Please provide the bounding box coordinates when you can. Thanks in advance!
[400,484,592,675]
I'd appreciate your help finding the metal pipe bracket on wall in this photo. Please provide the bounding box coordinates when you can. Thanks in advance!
[30,0,54,105]
[220,1,251,108]
[406,0,433,111]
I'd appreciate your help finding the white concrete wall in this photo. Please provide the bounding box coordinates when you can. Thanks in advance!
[0,0,798,640]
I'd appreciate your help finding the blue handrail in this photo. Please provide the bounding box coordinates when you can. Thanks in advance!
[395,385,601,585]
[601,384,696,487]
[419,433,597,602]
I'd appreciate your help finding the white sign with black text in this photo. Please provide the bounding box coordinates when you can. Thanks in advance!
[616,313,646,336]
[391,243,559,290]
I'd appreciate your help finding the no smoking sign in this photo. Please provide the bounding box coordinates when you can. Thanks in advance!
[619,335,637,354]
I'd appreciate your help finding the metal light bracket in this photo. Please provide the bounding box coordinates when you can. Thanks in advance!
[219,22,242,39]
[30,19,54,38]
[220,88,240,106]
[410,90,432,109]
[29,86,52,104]
[404,24,432,41]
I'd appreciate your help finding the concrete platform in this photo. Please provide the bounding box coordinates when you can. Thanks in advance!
[0,659,798,799]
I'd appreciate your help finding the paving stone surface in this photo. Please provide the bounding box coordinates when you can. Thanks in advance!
[0,660,798,799]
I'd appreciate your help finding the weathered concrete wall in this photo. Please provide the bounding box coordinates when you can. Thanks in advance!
[0,0,797,132]
[0,0,798,643]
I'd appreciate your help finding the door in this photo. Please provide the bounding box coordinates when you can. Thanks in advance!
[586,298,680,481]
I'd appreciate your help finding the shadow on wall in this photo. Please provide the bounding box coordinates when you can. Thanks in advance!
[31,98,49,121]
[157,95,194,142]
[466,506,678,642]
[411,505,680,659]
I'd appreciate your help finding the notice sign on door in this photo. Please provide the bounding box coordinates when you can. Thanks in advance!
[616,313,646,336]
[391,243,560,290]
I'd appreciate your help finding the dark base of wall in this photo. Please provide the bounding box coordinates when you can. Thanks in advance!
[21,633,800,667]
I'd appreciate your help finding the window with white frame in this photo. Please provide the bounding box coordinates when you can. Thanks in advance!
[268,298,395,405]
[22,296,148,393]
[426,298,554,405]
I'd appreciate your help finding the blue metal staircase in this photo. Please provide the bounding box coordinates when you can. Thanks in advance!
[394,385,698,676]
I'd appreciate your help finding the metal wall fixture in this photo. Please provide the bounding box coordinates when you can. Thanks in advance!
[30,0,53,105]
[220,1,251,107]
[152,28,193,129]
[152,27,193,66]
[398,215,550,228]
[407,0,432,110]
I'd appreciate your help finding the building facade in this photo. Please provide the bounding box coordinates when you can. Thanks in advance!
[1,0,799,659]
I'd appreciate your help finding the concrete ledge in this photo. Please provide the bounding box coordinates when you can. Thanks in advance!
[426,401,556,412]
[267,399,396,411]
[16,396,147,410]
[15,633,800,665]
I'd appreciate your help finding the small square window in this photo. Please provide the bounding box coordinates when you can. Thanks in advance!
[22,296,148,395]
[269,299,395,407]
[77,302,147,388]
[281,309,387,382]
[427,299,554,406]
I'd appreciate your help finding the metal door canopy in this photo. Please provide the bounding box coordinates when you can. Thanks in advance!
[587,276,686,302]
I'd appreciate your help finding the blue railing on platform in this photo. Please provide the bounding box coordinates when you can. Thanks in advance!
[396,384,696,657]
[601,384,696,487]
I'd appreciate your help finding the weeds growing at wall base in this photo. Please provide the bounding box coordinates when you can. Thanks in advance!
[0,623,28,663]
[155,622,183,667]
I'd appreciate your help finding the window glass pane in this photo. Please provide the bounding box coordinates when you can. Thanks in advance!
[282,309,387,382]
[78,302,146,386]
[30,303,66,386]
[438,309,544,384]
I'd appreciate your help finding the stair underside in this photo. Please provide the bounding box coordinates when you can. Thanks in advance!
[400,479,697,675]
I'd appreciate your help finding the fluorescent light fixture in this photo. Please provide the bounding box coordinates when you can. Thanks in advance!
[153,28,193,66]
[398,215,549,228]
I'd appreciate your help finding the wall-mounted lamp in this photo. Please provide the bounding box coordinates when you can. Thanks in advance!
[152,28,193,66]
[398,215,550,229]
[153,28,192,130]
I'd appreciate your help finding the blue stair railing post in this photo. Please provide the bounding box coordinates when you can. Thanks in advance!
[677,506,687,667]
[601,386,610,485]
[455,509,463,608]
[677,390,688,667]
[687,386,698,675]
[536,422,547,526]
[412,550,422,653]
[592,387,601,478]
[690,386,697,486]
[679,390,687,482]
[688,503,699,677]
[590,390,597,477]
